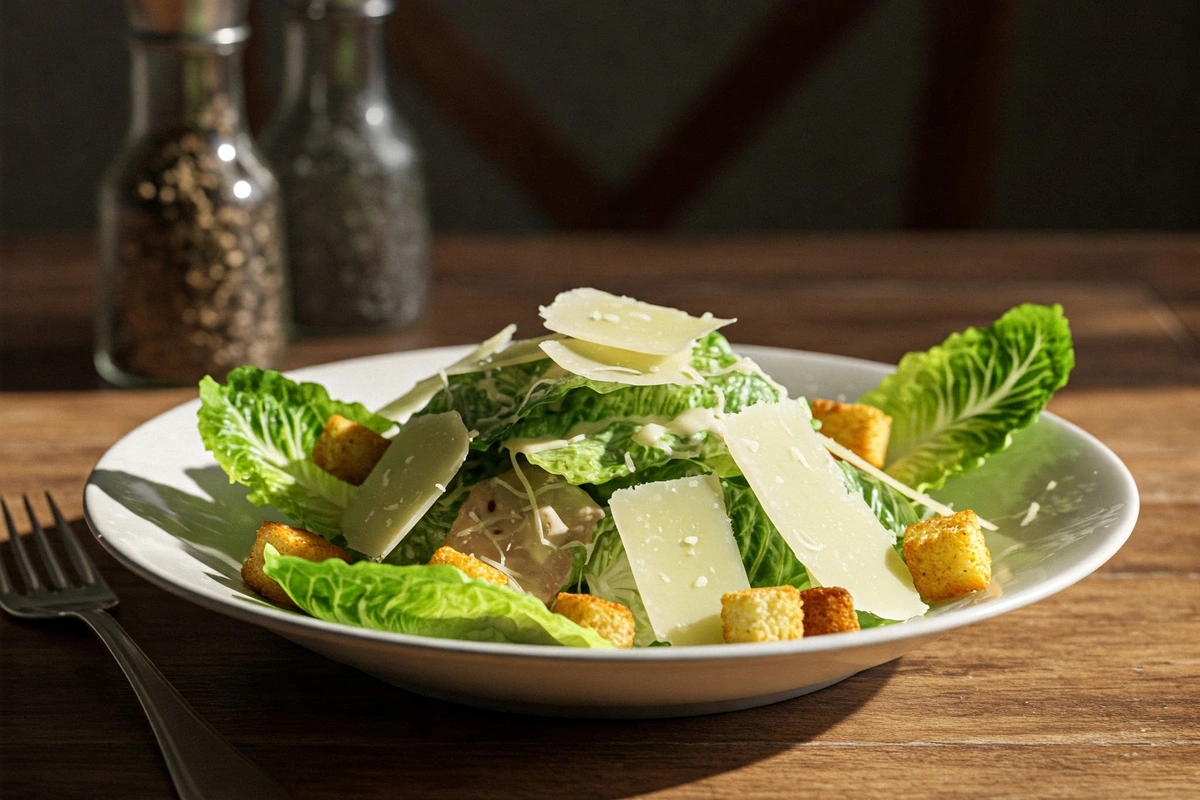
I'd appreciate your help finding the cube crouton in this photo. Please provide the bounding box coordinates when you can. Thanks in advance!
[554,593,636,648]
[311,414,390,486]
[810,399,892,469]
[428,546,509,587]
[242,521,349,607]
[720,586,805,643]
[902,509,992,602]
[799,586,860,635]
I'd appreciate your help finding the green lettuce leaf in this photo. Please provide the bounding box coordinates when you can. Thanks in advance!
[720,477,812,590]
[584,459,709,505]
[580,517,658,647]
[263,545,612,648]
[419,333,779,463]
[836,461,920,539]
[859,303,1074,493]
[418,357,586,446]
[198,367,392,537]
[506,334,782,484]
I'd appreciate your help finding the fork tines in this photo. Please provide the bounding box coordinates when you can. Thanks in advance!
[1,493,101,594]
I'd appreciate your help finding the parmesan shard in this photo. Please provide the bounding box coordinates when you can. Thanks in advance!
[539,338,703,386]
[341,411,471,560]
[609,475,751,645]
[721,399,928,622]
[539,287,734,356]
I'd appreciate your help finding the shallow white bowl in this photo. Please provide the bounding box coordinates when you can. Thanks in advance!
[84,346,1138,718]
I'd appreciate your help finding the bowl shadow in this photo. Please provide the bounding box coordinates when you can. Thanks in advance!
[235,641,899,800]
[86,467,899,797]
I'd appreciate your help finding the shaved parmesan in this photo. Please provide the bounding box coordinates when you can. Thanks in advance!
[609,475,750,645]
[540,338,703,386]
[342,412,471,560]
[539,287,734,356]
[721,399,927,621]
[466,334,560,373]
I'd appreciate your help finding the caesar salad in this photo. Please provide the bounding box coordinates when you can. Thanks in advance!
[198,288,1074,649]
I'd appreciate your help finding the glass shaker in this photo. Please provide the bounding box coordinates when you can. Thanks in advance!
[96,0,288,387]
[264,0,430,333]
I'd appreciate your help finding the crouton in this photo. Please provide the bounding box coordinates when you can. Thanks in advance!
[799,586,860,635]
[902,509,992,602]
[554,593,636,649]
[720,586,805,643]
[810,399,892,469]
[311,414,390,486]
[428,546,509,586]
[242,521,349,607]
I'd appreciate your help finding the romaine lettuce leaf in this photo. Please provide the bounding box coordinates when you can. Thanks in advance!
[836,461,920,539]
[504,334,782,484]
[418,333,779,467]
[198,367,392,537]
[720,477,812,590]
[859,303,1074,493]
[418,357,591,446]
[585,459,710,505]
[580,517,658,647]
[263,545,612,648]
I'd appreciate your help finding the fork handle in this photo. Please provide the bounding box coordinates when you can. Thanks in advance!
[73,608,291,800]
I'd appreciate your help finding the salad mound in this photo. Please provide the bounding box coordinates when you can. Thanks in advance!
[199,289,1074,648]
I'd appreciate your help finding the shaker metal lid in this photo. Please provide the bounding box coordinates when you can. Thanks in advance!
[125,0,251,43]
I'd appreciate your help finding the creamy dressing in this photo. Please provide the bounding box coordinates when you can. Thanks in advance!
[503,405,723,459]
[631,406,720,452]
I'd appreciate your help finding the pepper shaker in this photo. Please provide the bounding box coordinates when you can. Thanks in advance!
[263,0,430,333]
[96,0,288,387]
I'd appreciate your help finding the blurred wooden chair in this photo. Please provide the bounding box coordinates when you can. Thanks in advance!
[247,0,1019,230]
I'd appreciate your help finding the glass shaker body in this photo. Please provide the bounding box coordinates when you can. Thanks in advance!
[96,27,288,387]
[264,1,429,333]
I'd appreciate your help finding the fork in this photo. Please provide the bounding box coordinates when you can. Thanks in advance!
[0,494,290,800]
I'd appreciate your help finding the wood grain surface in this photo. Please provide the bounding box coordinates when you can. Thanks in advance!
[1,234,1197,799]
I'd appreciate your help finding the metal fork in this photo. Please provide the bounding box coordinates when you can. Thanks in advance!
[0,494,290,800]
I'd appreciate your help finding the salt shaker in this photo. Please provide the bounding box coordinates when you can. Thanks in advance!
[96,0,288,387]
[264,0,430,333]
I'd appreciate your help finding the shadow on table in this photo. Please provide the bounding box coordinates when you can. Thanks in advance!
[235,650,899,800]
[85,467,898,799]
[86,467,277,596]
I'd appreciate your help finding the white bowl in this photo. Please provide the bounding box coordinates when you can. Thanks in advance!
[84,346,1138,718]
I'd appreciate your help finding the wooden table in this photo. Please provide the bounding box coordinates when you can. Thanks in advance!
[2,234,1198,798]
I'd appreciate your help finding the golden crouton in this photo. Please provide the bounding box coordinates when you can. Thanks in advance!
[810,398,892,469]
[554,593,636,649]
[311,414,390,486]
[428,546,509,587]
[799,586,860,635]
[720,586,805,643]
[242,521,349,607]
[902,509,992,602]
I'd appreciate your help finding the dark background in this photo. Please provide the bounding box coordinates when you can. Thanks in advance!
[2,0,1199,235]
